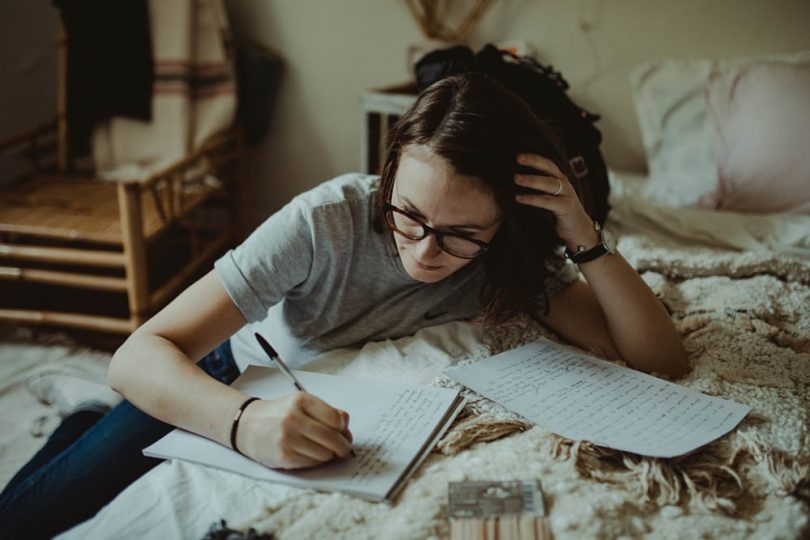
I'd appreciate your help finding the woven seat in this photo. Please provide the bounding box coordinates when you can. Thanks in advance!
[1,174,218,244]
[2,176,147,244]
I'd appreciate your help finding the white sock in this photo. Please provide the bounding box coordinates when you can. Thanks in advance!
[26,369,123,417]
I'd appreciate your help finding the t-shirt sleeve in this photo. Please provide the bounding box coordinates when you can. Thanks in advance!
[214,200,314,323]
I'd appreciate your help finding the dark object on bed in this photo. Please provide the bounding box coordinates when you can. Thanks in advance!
[202,519,274,540]
[415,44,611,226]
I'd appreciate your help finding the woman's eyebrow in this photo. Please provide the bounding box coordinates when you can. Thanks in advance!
[399,195,491,231]
[398,196,426,217]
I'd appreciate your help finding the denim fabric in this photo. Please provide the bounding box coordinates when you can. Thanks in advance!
[0,340,239,540]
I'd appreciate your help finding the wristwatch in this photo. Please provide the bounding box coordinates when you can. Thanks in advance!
[564,221,615,265]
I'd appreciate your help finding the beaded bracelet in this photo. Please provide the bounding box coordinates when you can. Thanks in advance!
[229,396,260,455]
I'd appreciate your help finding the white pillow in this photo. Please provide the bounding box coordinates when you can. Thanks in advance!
[703,59,810,214]
[630,50,810,208]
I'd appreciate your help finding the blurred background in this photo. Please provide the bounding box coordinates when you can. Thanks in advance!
[3,0,810,232]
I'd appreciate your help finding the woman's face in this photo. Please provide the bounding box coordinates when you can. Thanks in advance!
[390,145,502,283]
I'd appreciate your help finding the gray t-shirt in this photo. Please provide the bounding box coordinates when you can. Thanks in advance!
[215,173,578,370]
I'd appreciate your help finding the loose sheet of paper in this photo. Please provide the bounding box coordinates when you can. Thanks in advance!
[144,366,464,501]
[449,339,749,457]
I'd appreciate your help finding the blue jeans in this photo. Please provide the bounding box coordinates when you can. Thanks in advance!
[0,340,240,540]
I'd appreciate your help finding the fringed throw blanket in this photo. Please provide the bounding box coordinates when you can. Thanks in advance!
[433,232,809,536]
[58,229,810,539]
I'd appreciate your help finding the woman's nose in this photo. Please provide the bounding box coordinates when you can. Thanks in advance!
[414,232,442,259]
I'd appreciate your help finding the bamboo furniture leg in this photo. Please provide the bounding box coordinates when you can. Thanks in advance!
[117,182,149,328]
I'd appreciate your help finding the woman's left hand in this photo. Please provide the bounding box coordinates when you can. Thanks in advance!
[513,154,688,379]
[513,153,598,250]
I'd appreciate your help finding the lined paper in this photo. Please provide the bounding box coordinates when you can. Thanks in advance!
[144,366,465,501]
[449,339,749,457]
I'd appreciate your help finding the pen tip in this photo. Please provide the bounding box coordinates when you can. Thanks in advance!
[254,332,278,357]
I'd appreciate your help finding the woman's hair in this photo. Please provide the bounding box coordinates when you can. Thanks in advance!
[373,71,580,323]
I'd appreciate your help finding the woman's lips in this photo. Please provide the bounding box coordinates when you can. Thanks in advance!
[414,257,442,271]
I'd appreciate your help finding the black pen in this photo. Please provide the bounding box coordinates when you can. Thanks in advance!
[253,332,355,457]
[254,332,306,391]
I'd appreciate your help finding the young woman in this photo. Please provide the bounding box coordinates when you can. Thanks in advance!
[0,72,687,538]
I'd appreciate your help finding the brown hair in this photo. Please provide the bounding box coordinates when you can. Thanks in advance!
[374,72,579,323]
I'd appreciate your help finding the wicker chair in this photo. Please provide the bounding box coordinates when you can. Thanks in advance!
[0,28,241,334]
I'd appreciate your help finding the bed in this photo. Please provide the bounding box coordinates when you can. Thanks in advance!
[2,53,810,539]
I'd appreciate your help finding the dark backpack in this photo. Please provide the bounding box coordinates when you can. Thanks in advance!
[415,43,610,226]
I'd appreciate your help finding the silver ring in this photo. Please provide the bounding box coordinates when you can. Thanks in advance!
[552,178,563,196]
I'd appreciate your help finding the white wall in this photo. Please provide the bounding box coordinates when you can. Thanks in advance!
[3,1,809,229]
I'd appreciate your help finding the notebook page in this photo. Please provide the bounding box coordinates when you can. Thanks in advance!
[448,339,749,458]
[144,366,463,501]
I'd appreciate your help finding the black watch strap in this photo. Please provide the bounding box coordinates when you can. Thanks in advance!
[565,242,609,264]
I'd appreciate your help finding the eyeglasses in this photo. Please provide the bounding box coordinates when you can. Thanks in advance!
[383,203,491,259]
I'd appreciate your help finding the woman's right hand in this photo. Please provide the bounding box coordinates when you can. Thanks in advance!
[235,393,353,469]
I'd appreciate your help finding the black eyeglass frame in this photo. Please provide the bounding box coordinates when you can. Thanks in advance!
[383,202,491,259]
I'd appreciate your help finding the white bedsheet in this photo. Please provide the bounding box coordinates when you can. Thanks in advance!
[608,170,810,258]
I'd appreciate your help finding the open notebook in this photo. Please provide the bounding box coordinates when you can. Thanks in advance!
[144,365,466,502]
